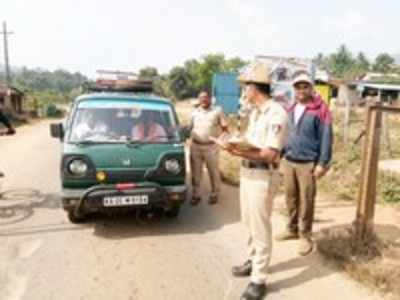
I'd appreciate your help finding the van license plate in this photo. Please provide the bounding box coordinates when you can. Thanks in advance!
[103,195,149,207]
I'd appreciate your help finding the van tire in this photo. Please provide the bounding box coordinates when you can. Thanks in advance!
[67,210,87,224]
[165,206,180,219]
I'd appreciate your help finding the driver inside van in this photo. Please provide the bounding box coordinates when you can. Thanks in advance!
[131,110,167,141]
[73,110,109,140]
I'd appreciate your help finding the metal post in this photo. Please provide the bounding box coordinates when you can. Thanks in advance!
[355,103,382,239]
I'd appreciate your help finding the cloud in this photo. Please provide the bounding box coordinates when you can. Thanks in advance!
[225,0,280,50]
[324,11,365,33]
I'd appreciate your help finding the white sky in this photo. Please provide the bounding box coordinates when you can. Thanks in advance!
[1,0,399,78]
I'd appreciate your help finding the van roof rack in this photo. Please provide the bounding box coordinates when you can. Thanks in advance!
[86,70,154,93]
[88,80,153,93]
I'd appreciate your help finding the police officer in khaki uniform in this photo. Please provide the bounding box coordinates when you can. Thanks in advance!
[226,63,288,300]
[189,90,229,205]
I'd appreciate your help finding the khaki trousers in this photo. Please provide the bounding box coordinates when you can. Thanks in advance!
[282,159,316,237]
[190,143,221,198]
[240,167,280,284]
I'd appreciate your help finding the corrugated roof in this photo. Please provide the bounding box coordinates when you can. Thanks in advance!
[359,83,400,92]
[0,84,24,96]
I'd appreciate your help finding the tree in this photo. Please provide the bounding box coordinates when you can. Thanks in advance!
[153,75,171,98]
[225,57,247,72]
[328,45,355,78]
[313,52,332,72]
[183,58,200,93]
[167,67,194,100]
[313,53,325,68]
[192,53,227,91]
[356,52,370,71]
[373,53,395,73]
[342,52,371,79]
[138,67,159,80]
[165,54,248,99]
[10,67,87,94]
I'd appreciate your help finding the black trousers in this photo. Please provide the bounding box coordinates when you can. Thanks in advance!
[0,111,12,129]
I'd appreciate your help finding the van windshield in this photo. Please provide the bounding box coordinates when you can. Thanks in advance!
[68,100,179,143]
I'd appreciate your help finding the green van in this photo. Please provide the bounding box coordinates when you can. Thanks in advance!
[50,92,187,223]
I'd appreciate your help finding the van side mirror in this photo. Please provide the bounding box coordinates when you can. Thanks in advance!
[50,123,64,140]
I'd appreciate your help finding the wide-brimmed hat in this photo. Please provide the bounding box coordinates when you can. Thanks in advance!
[292,72,313,86]
[238,63,272,85]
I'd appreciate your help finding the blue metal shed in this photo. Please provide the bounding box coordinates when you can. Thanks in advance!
[212,73,240,115]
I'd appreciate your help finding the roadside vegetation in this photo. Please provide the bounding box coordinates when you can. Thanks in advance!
[318,107,400,205]
[318,226,400,300]
[1,67,86,118]
[2,44,398,118]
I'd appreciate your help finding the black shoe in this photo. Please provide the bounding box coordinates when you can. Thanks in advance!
[190,196,201,206]
[240,282,267,300]
[208,195,218,205]
[232,260,252,277]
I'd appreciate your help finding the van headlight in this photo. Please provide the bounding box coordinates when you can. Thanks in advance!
[68,159,88,176]
[165,159,181,175]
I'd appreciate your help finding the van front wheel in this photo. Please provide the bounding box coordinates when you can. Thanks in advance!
[67,210,87,224]
[165,206,180,219]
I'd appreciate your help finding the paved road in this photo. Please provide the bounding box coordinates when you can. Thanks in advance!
[0,120,383,300]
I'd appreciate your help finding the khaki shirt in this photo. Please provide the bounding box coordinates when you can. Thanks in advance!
[190,106,227,143]
[246,99,288,152]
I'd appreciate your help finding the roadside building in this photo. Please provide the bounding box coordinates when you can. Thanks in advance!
[0,84,24,114]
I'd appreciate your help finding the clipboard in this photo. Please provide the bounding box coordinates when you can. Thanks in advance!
[210,135,259,151]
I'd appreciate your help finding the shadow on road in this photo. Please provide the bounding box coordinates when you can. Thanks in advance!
[0,183,242,238]
[268,252,333,293]
[0,189,91,237]
[0,221,90,237]
[92,184,241,239]
[0,189,62,226]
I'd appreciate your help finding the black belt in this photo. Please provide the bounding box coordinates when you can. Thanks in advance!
[285,156,314,164]
[192,139,215,145]
[242,159,278,170]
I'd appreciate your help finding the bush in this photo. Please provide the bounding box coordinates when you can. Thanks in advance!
[46,104,64,118]
[380,172,400,203]
[318,225,400,298]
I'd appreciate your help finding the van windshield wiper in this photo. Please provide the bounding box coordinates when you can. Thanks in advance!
[74,140,97,146]
[147,135,178,142]
[74,140,117,146]
[125,138,144,148]
[125,135,178,148]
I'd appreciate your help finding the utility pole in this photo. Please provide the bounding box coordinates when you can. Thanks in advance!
[1,21,14,87]
[0,21,14,113]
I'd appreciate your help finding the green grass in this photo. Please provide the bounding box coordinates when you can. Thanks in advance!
[319,107,400,205]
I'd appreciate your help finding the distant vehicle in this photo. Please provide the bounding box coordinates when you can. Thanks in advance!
[50,79,188,223]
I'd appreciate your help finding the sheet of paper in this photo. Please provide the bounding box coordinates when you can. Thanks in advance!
[210,134,259,151]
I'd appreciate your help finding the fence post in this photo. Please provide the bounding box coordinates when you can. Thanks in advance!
[355,102,382,239]
[382,102,392,158]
